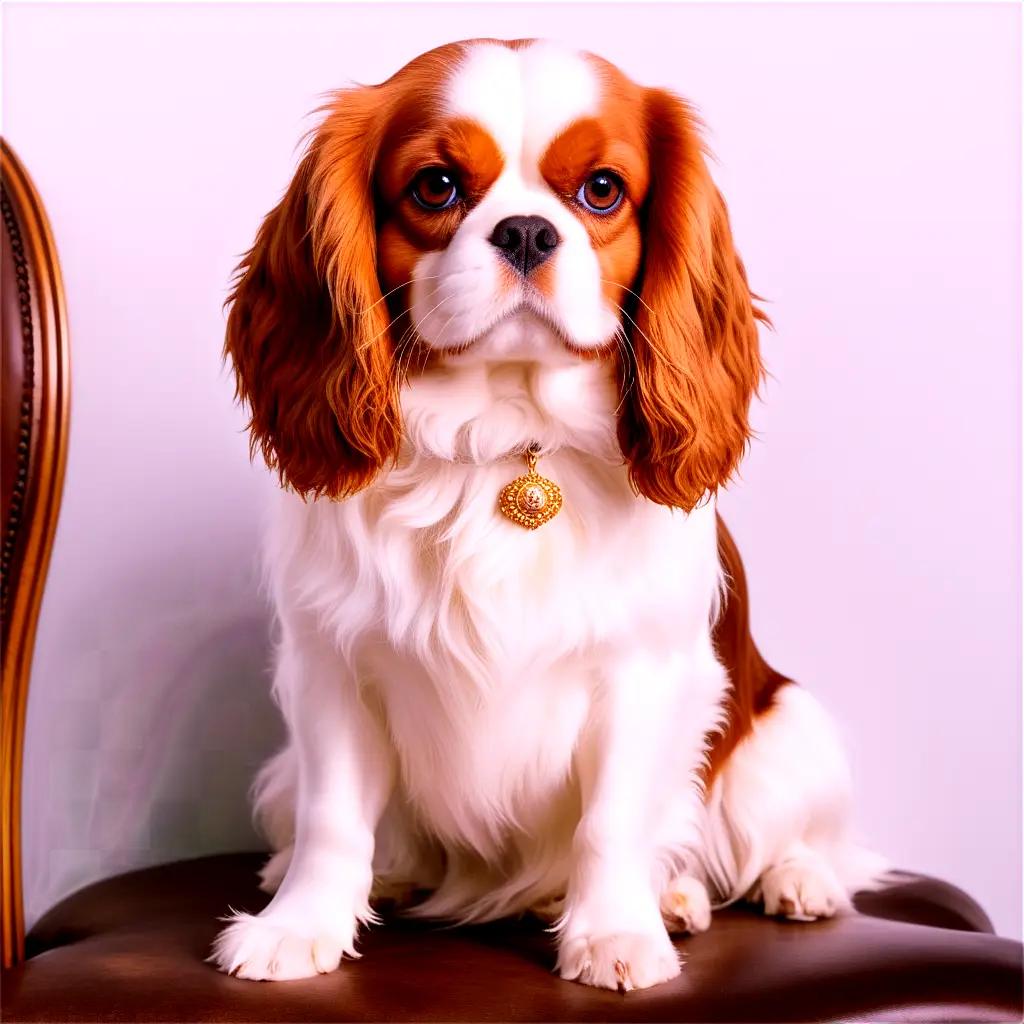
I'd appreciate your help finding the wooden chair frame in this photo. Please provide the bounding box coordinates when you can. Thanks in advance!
[0,139,71,968]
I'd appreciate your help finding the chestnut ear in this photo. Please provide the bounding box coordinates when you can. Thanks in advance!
[225,89,400,499]
[618,89,766,511]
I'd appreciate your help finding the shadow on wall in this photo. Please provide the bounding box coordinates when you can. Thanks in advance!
[25,545,282,931]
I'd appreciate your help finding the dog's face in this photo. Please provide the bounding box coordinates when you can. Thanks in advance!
[226,40,764,509]
[378,43,646,357]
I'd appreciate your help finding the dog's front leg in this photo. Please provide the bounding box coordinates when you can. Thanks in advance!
[557,647,718,991]
[211,625,394,980]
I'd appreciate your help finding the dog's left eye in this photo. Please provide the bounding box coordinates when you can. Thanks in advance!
[577,170,624,214]
[411,168,460,210]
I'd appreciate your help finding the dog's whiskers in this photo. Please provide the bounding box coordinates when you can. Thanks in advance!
[359,265,489,317]
[600,279,658,318]
[612,326,638,417]
[614,303,689,377]
[394,294,458,383]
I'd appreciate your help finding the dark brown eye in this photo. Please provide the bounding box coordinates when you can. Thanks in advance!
[411,167,460,210]
[577,170,624,214]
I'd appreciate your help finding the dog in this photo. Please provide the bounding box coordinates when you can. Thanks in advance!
[211,38,883,991]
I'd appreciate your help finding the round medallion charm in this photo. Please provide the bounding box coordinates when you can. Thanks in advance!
[499,459,563,530]
[517,483,548,513]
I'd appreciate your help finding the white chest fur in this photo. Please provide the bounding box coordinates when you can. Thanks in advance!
[266,351,723,856]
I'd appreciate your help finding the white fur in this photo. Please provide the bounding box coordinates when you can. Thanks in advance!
[211,41,882,990]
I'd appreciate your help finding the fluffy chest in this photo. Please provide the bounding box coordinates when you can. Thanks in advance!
[356,452,719,672]
[269,356,723,849]
[351,461,719,848]
[366,640,592,852]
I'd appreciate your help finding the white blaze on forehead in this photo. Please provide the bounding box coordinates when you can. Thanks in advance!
[446,41,599,176]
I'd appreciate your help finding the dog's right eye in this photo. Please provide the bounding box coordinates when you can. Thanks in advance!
[411,168,460,210]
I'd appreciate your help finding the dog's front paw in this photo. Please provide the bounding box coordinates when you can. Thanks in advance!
[210,909,358,981]
[758,857,849,921]
[558,929,680,992]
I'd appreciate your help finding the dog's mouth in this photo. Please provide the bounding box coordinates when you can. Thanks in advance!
[432,294,614,362]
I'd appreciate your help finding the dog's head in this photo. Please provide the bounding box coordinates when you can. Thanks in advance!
[226,39,765,510]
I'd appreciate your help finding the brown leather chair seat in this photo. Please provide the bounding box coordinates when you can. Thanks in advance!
[4,853,1021,1022]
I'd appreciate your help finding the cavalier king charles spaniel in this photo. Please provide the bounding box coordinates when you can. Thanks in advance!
[211,38,883,991]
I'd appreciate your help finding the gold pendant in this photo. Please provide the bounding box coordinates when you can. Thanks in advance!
[499,446,563,530]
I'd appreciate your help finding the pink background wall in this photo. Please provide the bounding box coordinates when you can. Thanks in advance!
[4,3,1020,937]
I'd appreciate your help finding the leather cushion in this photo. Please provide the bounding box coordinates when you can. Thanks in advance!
[4,853,1022,1022]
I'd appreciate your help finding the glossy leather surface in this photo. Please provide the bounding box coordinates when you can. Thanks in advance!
[5,853,1021,1022]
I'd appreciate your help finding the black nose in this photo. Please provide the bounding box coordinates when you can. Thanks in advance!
[489,215,560,275]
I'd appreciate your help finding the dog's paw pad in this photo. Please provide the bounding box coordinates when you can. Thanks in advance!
[558,931,680,991]
[660,874,712,934]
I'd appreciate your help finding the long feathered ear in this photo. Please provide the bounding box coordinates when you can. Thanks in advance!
[225,88,400,499]
[618,89,766,511]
